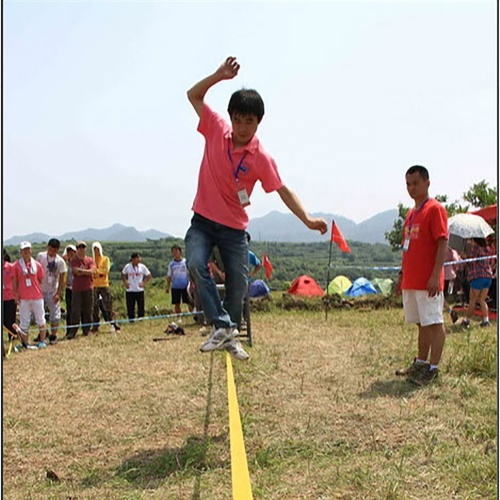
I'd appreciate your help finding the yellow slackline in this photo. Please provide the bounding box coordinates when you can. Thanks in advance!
[226,352,253,500]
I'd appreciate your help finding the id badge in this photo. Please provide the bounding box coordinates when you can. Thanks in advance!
[402,237,410,252]
[26,278,32,287]
[237,189,251,207]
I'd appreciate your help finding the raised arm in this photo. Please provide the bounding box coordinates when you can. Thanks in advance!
[187,56,240,118]
[277,185,328,234]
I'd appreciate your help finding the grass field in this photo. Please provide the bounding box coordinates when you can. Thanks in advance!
[2,306,497,499]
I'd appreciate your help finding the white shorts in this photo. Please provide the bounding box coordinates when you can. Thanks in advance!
[43,291,62,323]
[19,299,47,331]
[402,290,444,326]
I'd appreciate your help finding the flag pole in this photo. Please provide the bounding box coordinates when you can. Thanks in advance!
[325,219,334,320]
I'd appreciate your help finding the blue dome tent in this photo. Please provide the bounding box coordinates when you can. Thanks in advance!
[345,277,378,297]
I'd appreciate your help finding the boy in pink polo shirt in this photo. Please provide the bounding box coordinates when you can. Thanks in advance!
[12,241,48,348]
[185,56,328,361]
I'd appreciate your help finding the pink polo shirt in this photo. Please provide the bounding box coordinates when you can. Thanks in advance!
[3,261,16,301]
[14,259,44,300]
[192,104,284,230]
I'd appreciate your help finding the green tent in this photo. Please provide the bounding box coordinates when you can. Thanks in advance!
[371,278,394,296]
[326,275,352,296]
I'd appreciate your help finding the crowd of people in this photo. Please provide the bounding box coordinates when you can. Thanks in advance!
[2,239,161,349]
[2,234,265,354]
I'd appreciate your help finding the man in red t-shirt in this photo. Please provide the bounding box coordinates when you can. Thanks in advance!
[66,241,96,340]
[396,165,448,385]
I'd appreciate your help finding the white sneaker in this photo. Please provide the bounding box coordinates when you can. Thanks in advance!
[199,327,238,352]
[224,338,249,361]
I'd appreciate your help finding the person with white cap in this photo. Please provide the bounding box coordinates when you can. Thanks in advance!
[91,242,120,333]
[12,241,48,347]
[35,238,67,344]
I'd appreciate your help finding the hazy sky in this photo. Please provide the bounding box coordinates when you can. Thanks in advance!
[3,0,497,240]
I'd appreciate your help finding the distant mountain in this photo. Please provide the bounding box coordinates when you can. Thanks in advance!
[3,223,172,246]
[4,211,399,246]
[247,210,398,244]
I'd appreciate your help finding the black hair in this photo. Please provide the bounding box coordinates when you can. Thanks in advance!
[48,238,61,249]
[473,237,487,247]
[131,252,140,259]
[171,245,182,253]
[406,165,429,180]
[228,89,265,123]
[3,249,11,263]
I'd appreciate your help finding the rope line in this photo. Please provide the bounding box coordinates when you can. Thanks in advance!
[328,254,497,271]
[9,310,202,335]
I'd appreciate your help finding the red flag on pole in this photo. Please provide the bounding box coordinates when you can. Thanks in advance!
[331,220,351,253]
[262,253,273,279]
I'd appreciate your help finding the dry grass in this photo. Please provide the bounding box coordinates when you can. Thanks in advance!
[2,308,497,499]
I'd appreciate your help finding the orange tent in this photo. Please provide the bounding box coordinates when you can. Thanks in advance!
[287,275,325,297]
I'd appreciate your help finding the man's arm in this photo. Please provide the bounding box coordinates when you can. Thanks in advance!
[251,263,262,278]
[12,271,20,304]
[55,272,66,303]
[427,236,448,297]
[277,185,328,234]
[187,56,240,118]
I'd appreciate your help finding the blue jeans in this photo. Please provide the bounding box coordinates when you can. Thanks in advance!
[185,213,248,329]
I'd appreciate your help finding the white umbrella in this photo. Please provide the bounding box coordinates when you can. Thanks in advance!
[448,213,495,239]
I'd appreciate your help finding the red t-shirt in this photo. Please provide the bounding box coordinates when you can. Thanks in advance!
[192,104,284,230]
[71,256,95,292]
[401,198,448,290]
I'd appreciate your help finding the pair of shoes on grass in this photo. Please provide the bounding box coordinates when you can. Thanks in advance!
[395,358,438,386]
[200,327,249,361]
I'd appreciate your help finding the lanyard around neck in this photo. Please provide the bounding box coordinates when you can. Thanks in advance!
[408,198,430,228]
[227,144,248,181]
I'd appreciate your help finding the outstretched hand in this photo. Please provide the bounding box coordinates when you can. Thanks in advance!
[307,218,328,235]
[216,56,240,80]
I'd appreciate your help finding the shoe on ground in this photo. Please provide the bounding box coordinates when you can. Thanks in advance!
[450,309,459,324]
[37,341,47,348]
[409,365,439,386]
[65,333,76,340]
[224,338,249,361]
[461,319,470,328]
[200,327,238,352]
[395,358,429,377]
[48,334,58,345]
[480,321,491,328]
[113,323,121,332]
